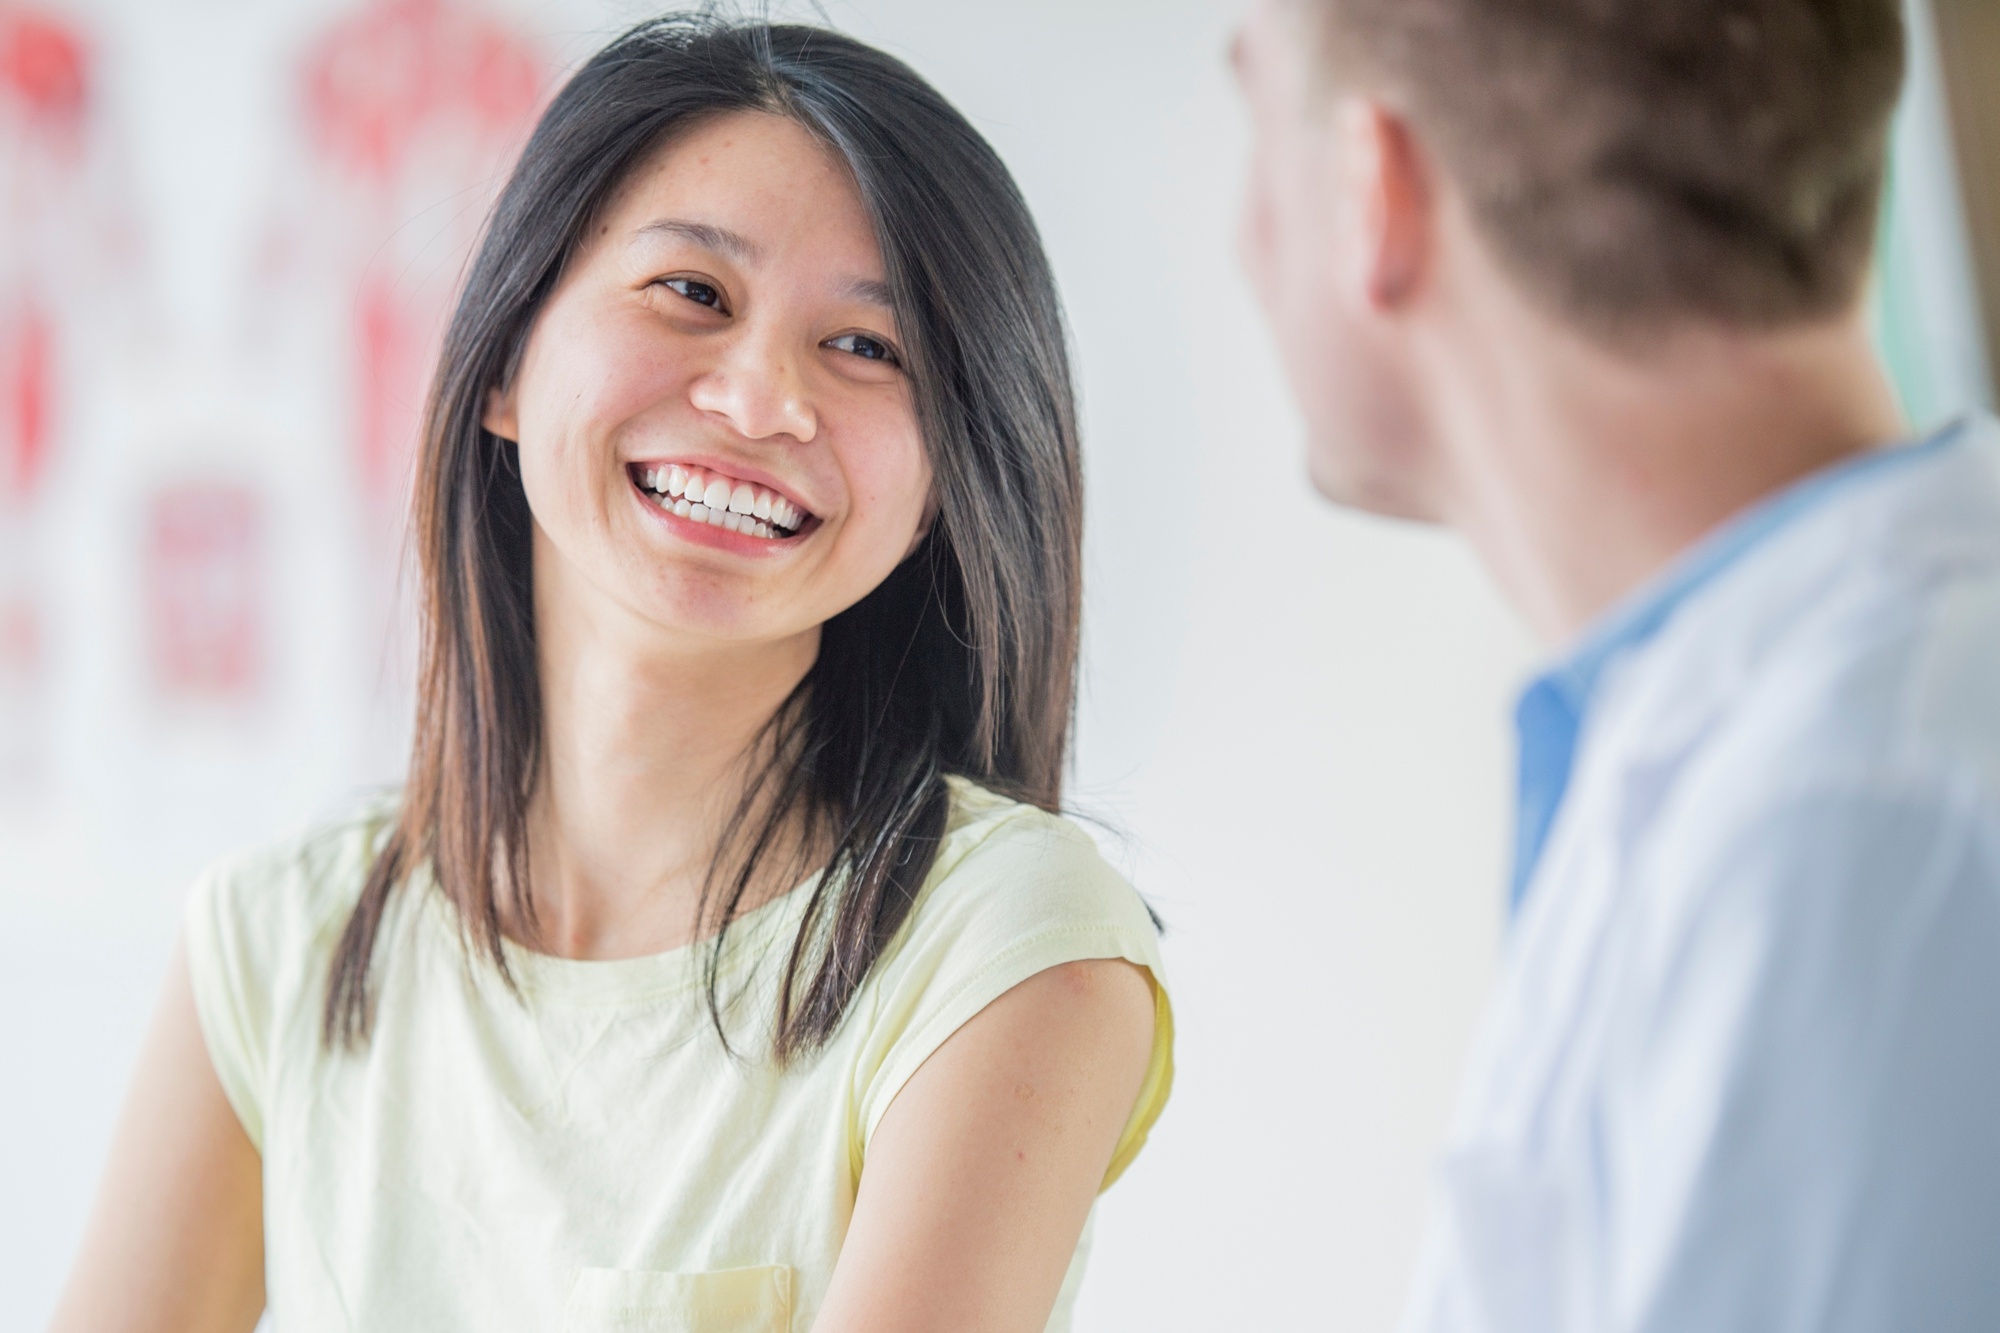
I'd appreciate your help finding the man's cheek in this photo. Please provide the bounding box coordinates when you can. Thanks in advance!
[1239,174,1279,307]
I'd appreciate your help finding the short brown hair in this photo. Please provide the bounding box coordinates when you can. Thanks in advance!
[1307,0,1906,333]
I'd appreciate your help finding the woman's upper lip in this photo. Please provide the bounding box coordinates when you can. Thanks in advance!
[627,455,819,517]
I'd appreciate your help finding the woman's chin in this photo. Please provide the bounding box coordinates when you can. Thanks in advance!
[624,579,812,651]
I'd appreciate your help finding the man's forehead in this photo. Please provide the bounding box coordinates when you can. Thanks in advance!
[1227,24,1251,82]
[1232,1,1320,99]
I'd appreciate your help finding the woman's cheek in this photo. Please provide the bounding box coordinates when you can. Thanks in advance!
[854,418,930,530]
[857,476,928,565]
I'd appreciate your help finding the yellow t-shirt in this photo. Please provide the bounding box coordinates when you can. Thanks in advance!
[183,777,1173,1333]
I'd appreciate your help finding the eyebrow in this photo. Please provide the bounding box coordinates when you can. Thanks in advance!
[634,217,760,263]
[635,217,894,311]
[840,276,895,310]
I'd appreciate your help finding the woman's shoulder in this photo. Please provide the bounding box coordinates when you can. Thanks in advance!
[188,792,400,950]
[845,777,1173,1183]
[905,775,1162,962]
[180,793,402,1149]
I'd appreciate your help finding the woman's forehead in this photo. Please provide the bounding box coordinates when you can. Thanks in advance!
[600,111,884,277]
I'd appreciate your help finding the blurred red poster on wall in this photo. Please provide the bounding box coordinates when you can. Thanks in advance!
[0,301,51,505]
[0,6,92,791]
[145,484,264,704]
[0,7,85,507]
[297,0,545,510]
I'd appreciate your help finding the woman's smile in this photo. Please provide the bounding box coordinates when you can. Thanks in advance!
[625,458,820,549]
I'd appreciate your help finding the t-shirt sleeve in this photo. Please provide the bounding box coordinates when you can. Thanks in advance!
[180,812,372,1154]
[182,851,278,1151]
[1598,777,2000,1332]
[849,802,1174,1193]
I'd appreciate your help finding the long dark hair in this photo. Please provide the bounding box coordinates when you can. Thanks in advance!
[324,16,1082,1061]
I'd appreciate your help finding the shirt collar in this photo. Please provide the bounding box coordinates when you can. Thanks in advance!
[1507,418,1971,916]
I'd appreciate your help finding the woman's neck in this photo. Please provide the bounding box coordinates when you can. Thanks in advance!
[519,533,819,960]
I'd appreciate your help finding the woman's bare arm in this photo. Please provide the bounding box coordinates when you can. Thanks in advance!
[813,957,1158,1333]
[48,941,264,1333]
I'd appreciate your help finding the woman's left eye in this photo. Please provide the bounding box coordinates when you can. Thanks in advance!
[825,332,900,366]
[661,277,725,310]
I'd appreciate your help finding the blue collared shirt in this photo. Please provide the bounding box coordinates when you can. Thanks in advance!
[1407,415,2000,1333]
[1509,421,1967,913]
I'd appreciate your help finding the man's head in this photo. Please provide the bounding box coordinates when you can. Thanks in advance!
[1235,0,1906,519]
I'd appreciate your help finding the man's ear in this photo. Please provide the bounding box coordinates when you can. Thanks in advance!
[483,383,520,442]
[1334,97,1432,311]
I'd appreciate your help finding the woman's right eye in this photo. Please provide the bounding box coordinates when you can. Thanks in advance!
[660,277,726,311]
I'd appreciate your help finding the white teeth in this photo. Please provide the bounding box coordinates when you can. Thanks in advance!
[642,466,805,536]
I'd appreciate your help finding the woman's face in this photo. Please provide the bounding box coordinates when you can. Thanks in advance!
[486,110,931,652]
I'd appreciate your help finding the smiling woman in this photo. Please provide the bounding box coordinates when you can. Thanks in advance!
[49,18,1171,1333]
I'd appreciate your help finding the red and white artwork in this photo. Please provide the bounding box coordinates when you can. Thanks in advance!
[296,0,545,512]
[233,0,549,754]
[0,0,549,805]
[144,482,265,704]
[1,6,87,505]
[0,6,92,788]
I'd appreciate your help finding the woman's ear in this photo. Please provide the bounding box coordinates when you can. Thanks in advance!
[483,383,521,443]
[902,489,940,561]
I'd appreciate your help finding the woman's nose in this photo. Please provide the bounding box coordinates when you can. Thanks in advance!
[686,332,819,444]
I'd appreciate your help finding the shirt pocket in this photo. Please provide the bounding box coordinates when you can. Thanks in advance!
[560,1264,795,1333]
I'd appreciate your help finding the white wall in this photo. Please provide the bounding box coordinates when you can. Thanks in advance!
[1,1,1535,1328]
